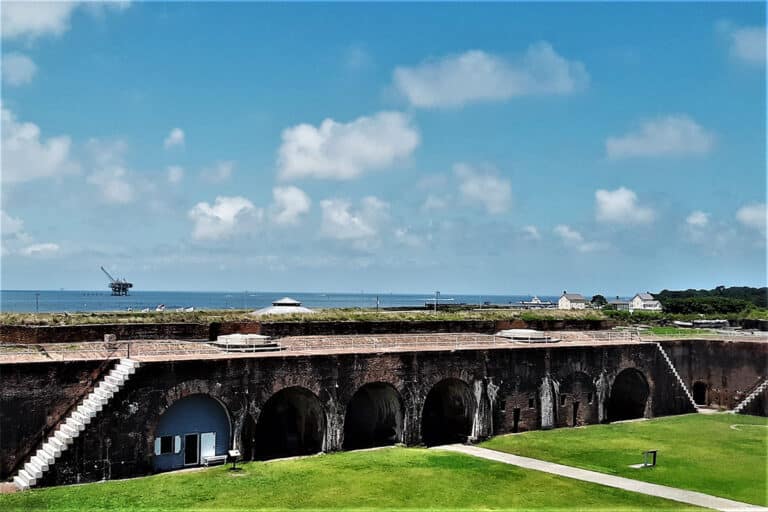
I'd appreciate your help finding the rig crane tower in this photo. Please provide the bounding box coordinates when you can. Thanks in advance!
[100,266,133,296]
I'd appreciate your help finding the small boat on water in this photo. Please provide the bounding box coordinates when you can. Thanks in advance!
[155,304,166,312]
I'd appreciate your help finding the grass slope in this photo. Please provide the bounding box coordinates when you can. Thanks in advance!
[0,448,702,511]
[482,413,768,506]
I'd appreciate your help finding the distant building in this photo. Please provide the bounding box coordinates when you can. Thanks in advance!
[520,296,556,309]
[608,299,630,311]
[630,293,662,312]
[251,297,316,316]
[558,292,586,310]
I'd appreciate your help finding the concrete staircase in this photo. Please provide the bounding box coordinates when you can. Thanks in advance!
[732,378,768,414]
[654,343,697,410]
[12,358,140,490]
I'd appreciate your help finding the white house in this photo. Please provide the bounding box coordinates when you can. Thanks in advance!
[558,292,587,310]
[630,293,663,312]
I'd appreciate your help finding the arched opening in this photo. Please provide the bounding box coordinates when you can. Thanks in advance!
[559,372,598,427]
[344,382,404,450]
[153,394,231,472]
[608,369,649,422]
[421,378,475,446]
[255,387,326,460]
[693,381,707,406]
[240,413,257,461]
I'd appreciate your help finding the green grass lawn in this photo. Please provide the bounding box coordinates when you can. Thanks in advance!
[482,413,768,506]
[0,448,703,511]
[643,327,713,337]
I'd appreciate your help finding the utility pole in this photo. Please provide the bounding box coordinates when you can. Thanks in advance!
[434,290,440,314]
[35,292,40,313]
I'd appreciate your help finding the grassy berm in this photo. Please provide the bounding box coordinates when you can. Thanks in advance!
[0,448,702,511]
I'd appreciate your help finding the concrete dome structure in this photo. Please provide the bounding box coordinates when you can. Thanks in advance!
[251,297,315,316]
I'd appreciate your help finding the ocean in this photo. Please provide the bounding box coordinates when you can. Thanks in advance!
[0,290,559,313]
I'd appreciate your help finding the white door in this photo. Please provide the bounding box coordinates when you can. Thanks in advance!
[200,432,216,460]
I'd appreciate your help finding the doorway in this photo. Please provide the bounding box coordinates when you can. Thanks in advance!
[512,408,520,433]
[572,401,580,427]
[184,434,199,466]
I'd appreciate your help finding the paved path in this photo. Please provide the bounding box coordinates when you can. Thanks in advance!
[436,444,767,512]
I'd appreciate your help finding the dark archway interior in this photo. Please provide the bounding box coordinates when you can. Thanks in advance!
[254,387,325,460]
[344,383,403,450]
[240,414,257,461]
[693,381,707,405]
[422,379,475,446]
[608,369,650,422]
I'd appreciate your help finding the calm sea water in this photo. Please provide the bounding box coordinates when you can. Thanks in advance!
[0,290,559,313]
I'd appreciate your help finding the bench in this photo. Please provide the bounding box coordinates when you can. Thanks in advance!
[202,455,227,467]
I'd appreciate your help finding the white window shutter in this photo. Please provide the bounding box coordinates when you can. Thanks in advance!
[154,438,161,455]
[174,436,181,453]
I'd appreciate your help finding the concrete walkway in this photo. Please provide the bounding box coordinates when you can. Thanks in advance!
[436,444,767,512]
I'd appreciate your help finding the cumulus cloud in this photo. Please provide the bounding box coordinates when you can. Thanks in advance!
[736,203,766,233]
[605,115,714,159]
[1,106,79,184]
[718,21,766,65]
[20,242,60,256]
[320,196,389,241]
[271,186,311,225]
[163,128,185,149]
[393,42,589,108]
[201,161,235,183]
[188,196,259,240]
[84,138,135,203]
[1,1,129,40]
[686,210,710,228]
[1,210,25,238]
[277,111,420,181]
[167,165,184,184]
[522,225,541,240]
[454,163,511,214]
[595,187,655,225]
[554,225,607,253]
[2,53,37,86]
[422,194,449,211]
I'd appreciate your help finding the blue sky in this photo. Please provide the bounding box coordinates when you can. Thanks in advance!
[1,2,765,295]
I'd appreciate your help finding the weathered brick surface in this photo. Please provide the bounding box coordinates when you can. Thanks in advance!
[2,341,701,486]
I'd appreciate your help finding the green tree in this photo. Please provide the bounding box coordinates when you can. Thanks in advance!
[591,294,607,307]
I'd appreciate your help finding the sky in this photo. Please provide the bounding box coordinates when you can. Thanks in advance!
[0,1,766,296]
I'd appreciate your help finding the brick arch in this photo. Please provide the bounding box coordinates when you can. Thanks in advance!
[343,381,405,449]
[557,371,599,427]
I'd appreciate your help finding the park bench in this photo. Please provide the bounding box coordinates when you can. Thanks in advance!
[202,454,227,467]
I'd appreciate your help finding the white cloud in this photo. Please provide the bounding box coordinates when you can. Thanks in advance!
[85,138,135,203]
[1,210,24,238]
[163,128,185,149]
[87,167,135,204]
[718,21,766,65]
[188,196,259,240]
[595,187,655,225]
[1,106,79,184]
[422,194,449,211]
[277,111,420,181]
[686,210,709,228]
[454,163,511,214]
[605,115,714,159]
[736,203,766,233]
[167,165,184,184]
[271,186,311,225]
[1,1,129,40]
[394,227,423,248]
[393,42,589,108]
[2,53,37,86]
[20,242,60,256]
[554,225,607,253]
[320,196,389,241]
[522,225,541,240]
[201,161,234,183]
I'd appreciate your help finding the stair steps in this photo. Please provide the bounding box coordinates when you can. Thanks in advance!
[732,378,768,414]
[12,358,140,491]
[654,343,698,410]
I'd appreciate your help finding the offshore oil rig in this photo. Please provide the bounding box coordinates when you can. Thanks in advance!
[100,266,133,296]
